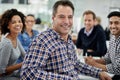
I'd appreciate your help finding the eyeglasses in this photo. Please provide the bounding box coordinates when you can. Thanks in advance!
[26,20,35,23]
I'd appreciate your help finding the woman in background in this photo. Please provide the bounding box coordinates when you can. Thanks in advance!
[0,9,25,80]
[18,14,39,52]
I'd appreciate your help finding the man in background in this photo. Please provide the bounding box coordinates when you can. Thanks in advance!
[85,11,120,75]
[76,10,107,57]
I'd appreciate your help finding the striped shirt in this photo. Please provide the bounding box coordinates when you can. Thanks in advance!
[103,35,120,75]
[20,28,101,80]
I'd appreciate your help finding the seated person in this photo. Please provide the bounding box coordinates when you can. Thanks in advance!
[0,9,25,80]
[20,1,111,80]
[85,11,120,75]
[18,14,39,52]
[76,10,107,57]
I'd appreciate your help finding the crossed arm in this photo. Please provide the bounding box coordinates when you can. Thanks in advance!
[85,56,107,71]
[0,62,22,77]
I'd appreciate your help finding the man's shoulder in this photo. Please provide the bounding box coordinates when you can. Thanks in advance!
[79,27,85,33]
[81,27,85,30]
[40,29,52,35]
[37,29,55,39]
[94,25,103,31]
[94,25,105,34]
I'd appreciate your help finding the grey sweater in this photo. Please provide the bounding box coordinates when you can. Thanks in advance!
[0,38,25,79]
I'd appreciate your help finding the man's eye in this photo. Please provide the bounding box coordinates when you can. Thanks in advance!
[68,16,73,19]
[59,16,65,18]
[114,21,119,25]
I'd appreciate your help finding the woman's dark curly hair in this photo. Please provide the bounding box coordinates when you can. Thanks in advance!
[0,9,25,35]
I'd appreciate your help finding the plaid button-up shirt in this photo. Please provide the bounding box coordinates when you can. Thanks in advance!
[103,35,120,75]
[20,28,101,80]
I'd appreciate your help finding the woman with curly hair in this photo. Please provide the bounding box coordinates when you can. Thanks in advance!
[0,9,26,80]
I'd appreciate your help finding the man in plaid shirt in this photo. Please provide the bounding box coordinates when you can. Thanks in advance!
[20,0,111,80]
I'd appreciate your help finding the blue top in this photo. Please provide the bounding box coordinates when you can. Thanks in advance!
[20,28,102,80]
[18,29,39,51]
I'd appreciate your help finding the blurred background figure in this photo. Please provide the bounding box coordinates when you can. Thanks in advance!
[76,10,107,57]
[35,17,41,24]
[0,9,25,80]
[18,14,39,52]
[95,16,104,30]
[105,26,110,41]
[95,16,101,25]
[34,17,42,33]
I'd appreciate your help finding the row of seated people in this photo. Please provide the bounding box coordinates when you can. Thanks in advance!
[0,1,120,79]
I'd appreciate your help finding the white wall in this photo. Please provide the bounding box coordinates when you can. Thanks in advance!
[0,0,120,33]
[48,0,120,33]
[71,0,120,33]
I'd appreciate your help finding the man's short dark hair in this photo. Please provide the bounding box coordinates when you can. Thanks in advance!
[107,11,120,18]
[27,14,35,18]
[52,0,74,16]
[83,10,96,20]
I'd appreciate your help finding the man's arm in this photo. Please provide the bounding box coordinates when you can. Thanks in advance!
[95,58,106,64]
[89,28,107,57]
[85,56,107,71]
[99,72,112,80]
[21,66,73,80]
[75,60,111,80]
[93,62,107,71]
[21,55,73,80]
[96,32,107,57]
[20,39,73,80]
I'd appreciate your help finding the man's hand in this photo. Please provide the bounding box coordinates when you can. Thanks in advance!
[76,49,83,55]
[85,56,97,66]
[87,49,94,52]
[99,72,112,80]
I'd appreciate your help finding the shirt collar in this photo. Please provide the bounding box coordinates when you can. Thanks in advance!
[48,28,73,44]
[84,27,94,36]
[114,35,120,44]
